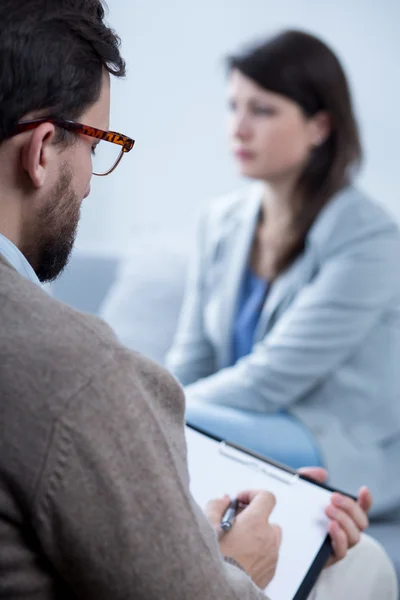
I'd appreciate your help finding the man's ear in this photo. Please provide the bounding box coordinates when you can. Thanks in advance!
[21,123,57,189]
[309,111,332,147]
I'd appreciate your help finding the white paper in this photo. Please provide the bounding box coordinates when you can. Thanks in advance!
[186,426,332,600]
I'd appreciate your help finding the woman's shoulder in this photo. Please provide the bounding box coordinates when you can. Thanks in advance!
[309,186,400,254]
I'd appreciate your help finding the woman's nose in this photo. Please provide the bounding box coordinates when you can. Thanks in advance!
[232,114,252,140]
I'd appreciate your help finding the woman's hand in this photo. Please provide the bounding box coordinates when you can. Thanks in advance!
[299,467,372,567]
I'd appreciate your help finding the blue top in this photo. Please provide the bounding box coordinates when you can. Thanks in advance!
[232,268,268,364]
[0,233,40,285]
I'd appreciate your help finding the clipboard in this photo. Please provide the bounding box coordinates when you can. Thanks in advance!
[185,422,356,600]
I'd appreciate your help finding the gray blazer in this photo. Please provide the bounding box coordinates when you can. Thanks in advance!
[166,185,400,516]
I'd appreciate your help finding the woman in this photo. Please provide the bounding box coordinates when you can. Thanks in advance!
[166,30,400,516]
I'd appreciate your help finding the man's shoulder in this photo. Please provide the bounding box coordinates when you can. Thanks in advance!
[0,260,183,407]
[0,262,129,413]
[0,261,185,478]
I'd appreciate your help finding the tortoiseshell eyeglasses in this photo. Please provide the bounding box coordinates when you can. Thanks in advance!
[13,118,135,176]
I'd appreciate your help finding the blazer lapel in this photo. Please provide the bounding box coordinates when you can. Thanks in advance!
[255,244,318,342]
[217,186,262,367]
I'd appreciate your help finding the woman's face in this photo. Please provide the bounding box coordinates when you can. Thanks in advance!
[227,69,324,182]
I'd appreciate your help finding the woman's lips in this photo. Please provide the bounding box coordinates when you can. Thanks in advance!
[235,149,256,160]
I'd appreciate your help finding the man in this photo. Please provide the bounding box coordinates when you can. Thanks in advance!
[0,1,397,599]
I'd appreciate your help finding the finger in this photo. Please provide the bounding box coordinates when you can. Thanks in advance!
[331,494,369,530]
[298,467,328,483]
[272,523,283,548]
[328,520,348,562]
[358,486,373,514]
[236,489,267,504]
[325,505,361,547]
[236,489,277,518]
[204,494,231,525]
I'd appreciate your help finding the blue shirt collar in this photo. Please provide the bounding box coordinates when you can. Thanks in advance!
[0,234,41,285]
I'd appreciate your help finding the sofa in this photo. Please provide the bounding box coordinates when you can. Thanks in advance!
[50,244,400,590]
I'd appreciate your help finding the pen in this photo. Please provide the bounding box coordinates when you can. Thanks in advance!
[220,498,239,533]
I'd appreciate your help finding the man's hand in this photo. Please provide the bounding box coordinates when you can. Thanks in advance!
[299,467,372,567]
[205,490,282,590]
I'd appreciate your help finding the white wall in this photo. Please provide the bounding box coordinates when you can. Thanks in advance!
[75,0,400,255]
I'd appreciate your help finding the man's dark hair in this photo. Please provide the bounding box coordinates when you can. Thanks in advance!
[0,0,126,143]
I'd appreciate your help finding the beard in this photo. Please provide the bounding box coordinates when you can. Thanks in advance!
[33,165,81,283]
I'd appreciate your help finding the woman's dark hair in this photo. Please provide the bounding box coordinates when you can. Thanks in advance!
[0,0,126,143]
[228,30,362,275]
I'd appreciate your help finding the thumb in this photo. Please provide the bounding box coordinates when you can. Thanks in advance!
[298,467,328,484]
[204,495,231,528]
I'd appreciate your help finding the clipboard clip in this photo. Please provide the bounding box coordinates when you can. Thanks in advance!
[218,441,299,486]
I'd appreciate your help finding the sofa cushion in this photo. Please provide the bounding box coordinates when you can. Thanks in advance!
[50,251,119,314]
[99,234,189,365]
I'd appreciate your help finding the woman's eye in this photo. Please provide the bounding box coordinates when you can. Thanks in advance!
[91,145,98,156]
[252,106,275,116]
